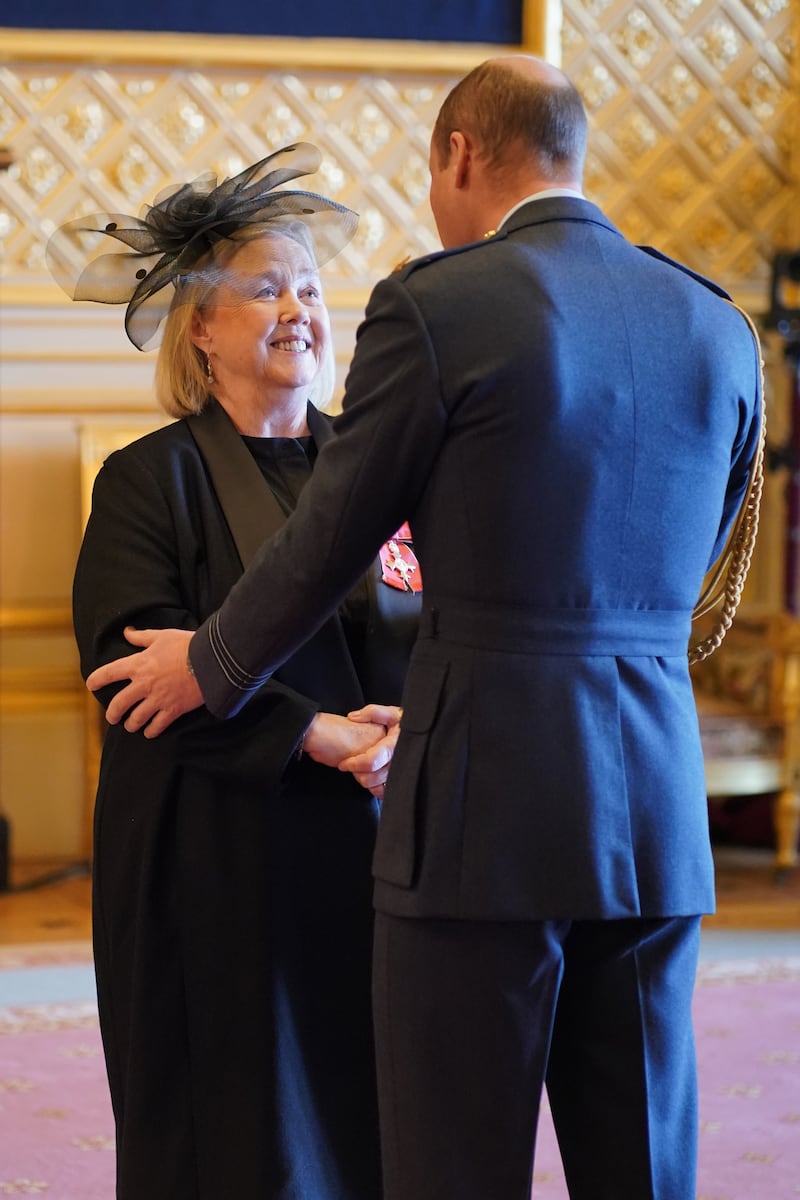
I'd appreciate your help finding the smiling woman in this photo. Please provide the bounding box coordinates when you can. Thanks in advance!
[186,233,334,436]
[50,145,422,1200]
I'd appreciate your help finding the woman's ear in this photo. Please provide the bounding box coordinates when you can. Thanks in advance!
[190,309,209,352]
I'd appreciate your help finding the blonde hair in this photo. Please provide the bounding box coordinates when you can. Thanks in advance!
[155,223,335,419]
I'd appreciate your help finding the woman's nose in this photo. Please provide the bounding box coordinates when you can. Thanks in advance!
[280,296,310,324]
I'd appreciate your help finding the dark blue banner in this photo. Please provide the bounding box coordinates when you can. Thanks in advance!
[8,2,522,43]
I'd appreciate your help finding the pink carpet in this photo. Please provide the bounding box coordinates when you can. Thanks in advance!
[0,944,114,1199]
[0,945,798,1199]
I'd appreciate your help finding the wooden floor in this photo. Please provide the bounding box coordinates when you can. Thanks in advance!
[0,861,92,946]
[703,844,800,930]
[0,846,798,947]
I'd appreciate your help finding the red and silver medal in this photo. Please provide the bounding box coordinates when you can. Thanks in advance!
[379,522,422,593]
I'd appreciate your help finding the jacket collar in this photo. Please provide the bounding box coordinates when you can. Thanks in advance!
[497,188,585,229]
[494,195,623,242]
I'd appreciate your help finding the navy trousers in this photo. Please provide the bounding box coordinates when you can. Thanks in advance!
[372,912,701,1200]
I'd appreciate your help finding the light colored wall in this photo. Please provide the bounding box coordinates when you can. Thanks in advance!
[0,4,797,860]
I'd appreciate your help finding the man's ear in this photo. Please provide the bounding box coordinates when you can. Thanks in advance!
[450,131,472,189]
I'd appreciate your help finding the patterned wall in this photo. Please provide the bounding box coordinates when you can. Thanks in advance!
[562,0,799,307]
[2,2,798,308]
[0,37,470,301]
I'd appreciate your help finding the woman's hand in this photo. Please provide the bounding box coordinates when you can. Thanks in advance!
[339,704,403,797]
[302,712,386,770]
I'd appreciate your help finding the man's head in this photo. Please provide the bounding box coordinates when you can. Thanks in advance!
[429,56,588,248]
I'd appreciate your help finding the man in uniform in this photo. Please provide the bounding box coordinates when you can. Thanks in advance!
[88,56,762,1200]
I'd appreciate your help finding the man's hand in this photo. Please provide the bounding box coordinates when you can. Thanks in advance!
[85,627,202,738]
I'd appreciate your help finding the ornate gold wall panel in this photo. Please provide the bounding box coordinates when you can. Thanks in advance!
[1,12,797,309]
[561,0,799,307]
[0,33,496,302]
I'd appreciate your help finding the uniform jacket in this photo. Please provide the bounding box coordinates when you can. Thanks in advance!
[191,197,762,922]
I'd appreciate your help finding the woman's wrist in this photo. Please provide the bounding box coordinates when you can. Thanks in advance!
[295,714,318,761]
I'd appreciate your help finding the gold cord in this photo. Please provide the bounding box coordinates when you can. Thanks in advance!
[688,303,767,664]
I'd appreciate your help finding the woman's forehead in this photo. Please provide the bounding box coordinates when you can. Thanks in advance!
[229,233,319,277]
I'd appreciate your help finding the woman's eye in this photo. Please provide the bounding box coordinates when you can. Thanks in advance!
[301,287,320,301]
[256,284,277,298]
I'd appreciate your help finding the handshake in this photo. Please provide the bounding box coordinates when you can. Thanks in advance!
[301,704,403,799]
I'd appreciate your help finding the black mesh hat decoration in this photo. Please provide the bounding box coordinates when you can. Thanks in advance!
[46,143,359,351]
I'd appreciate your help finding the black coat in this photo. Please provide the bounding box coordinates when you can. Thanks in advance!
[73,404,420,1200]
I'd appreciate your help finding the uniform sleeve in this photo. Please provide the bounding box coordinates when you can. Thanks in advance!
[191,274,448,717]
[74,446,319,784]
[705,312,764,569]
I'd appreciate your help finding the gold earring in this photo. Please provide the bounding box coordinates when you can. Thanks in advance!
[206,354,214,384]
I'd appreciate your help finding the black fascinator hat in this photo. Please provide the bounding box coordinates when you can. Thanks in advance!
[46,143,358,351]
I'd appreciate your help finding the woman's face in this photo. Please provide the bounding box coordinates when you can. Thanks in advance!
[192,233,331,401]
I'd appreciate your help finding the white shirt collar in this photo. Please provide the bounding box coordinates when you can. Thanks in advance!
[497,189,585,231]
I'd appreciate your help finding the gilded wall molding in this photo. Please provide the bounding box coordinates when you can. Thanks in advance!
[0,605,72,632]
[1,29,518,71]
[0,670,82,707]
[0,394,158,415]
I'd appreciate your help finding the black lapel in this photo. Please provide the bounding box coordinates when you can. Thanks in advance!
[188,398,334,570]
[188,399,366,708]
[306,401,335,450]
[188,397,287,569]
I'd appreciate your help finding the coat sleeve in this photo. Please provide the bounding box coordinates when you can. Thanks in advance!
[705,308,764,569]
[191,275,449,717]
[73,445,320,784]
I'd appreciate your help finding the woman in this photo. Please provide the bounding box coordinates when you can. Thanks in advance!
[52,146,420,1199]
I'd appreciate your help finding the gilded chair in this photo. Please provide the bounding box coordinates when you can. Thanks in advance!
[692,612,800,880]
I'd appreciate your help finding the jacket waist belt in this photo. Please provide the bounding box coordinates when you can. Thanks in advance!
[419,597,692,656]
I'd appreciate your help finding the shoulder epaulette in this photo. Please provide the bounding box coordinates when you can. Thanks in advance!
[391,234,498,283]
[637,245,731,301]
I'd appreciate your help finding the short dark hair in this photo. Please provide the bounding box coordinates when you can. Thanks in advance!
[432,60,587,180]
